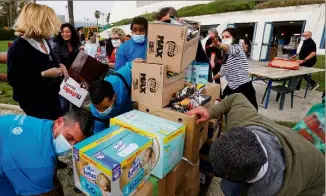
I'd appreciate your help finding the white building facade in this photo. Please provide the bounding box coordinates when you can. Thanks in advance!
[110,2,325,61]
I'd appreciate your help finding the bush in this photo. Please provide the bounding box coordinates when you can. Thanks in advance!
[112,0,324,27]
[255,0,325,9]
[0,28,15,41]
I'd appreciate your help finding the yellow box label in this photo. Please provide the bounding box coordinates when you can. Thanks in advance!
[163,126,185,144]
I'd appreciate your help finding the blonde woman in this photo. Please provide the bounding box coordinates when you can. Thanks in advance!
[7,3,66,120]
[107,28,125,67]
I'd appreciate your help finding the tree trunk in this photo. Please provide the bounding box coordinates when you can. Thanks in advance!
[9,2,12,27]
[97,19,98,27]
[67,0,74,26]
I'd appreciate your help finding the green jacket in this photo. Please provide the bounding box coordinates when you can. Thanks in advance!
[208,94,325,196]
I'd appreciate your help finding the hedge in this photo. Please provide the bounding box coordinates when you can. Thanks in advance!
[112,0,324,27]
[0,28,15,41]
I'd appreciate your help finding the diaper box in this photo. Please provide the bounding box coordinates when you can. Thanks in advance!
[111,110,186,179]
[73,125,153,196]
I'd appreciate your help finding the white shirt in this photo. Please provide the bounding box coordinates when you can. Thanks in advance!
[23,37,50,54]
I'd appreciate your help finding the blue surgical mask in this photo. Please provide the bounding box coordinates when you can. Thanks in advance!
[53,128,72,156]
[132,34,146,44]
[96,106,113,117]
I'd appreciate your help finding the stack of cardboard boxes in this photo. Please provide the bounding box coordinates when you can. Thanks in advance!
[72,20,222,196]
[131,21,221,196]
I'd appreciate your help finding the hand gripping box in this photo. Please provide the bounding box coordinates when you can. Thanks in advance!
[73,126,153,196]
[111,110,186,179]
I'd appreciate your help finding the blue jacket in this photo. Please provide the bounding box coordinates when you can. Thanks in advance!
[0,115,56,195]
[90,62,132,133]
[115,38,147,71]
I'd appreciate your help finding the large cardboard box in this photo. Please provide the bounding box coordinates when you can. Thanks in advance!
[183,159,200,191]
[139,103,208,163]
[132,62,185,107]
[134,181,154,196]
[166,160,188,194]
[146,22,200,73]
[184,82,221,107]
[185,172,200,196]
[111,110,186,179]
[73,126,153,196]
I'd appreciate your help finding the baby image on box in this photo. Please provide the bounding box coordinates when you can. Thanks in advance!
[142,147,155,176]
[96,173,111,196]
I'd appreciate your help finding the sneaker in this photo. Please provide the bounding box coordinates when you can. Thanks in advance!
[311,83,320,91]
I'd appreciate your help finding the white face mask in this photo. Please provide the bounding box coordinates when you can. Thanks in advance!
[111,39,121,48]
[222,38,233,45]
[53,125,72,156]
[301,36,306,41]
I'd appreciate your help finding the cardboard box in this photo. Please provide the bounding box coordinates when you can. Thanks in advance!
[148,176,167,196]
[111,110,186,179]
[139,103,208,164]
[73,126,153,196]
[134,181,154,196]
[146,22,200,73]
[184,82,221,107]
[166,160,188,194]
[183,159,200,191]
[132,62,185,107]
[185,172,200,196]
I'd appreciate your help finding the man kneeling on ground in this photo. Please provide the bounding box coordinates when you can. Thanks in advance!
[90,62,132,133]
[188,93,325,196]
[0,108,94,195]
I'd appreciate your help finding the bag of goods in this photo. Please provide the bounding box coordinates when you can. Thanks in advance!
[293,98,325,154]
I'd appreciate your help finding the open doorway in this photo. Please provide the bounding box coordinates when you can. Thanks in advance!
[234,23,257,59]
[260,20,305,61]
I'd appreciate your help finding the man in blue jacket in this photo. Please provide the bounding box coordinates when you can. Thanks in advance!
[0,108,94,196]
[114,16,148,71]
[90,62,132,133]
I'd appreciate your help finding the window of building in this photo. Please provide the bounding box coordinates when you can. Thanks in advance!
[320,27,325,49]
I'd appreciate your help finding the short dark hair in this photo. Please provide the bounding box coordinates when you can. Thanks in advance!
[63,108,94,138]
[90,80,115,105]
[130,16,148,31]
[125,35,131,38]
[156,7,178,21]
[99,40,105,47]
[209,126,267,183]
[222,28,240,45]
[55,23,81,48]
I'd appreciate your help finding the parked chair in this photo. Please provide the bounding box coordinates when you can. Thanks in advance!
[261,77,302,110]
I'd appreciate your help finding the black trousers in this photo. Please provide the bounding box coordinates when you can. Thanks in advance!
[19,99,62,120]
[223,81,258,110]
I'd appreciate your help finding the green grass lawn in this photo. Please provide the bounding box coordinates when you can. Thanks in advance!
[0,40,17,105]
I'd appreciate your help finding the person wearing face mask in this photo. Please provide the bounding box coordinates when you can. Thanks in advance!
[0,108,94,195]
[292,31,319,91]
[205,28,223,84]
[114,16,148,71]
[107,28,125,68]
[212,28,258,110]
[188,93,325,196]
[89,61,132,133]
[156,7,212,82]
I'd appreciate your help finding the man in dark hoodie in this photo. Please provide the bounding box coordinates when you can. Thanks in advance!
[188,93,325,196]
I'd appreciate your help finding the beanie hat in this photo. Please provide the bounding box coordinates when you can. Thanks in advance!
[209,126,267,183]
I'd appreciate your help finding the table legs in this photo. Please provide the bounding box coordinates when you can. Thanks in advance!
[304,74,311,99]
[264,79,273,109]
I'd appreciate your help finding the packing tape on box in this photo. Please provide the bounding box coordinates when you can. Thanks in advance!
[182,157,199,167]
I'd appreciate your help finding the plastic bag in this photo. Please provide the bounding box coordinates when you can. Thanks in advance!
[293,99,325,154]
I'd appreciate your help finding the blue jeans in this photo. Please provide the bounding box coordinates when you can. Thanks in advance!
[221,179,241,196]
[59,95,70,114]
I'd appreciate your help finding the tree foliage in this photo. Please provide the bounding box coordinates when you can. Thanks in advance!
[0,0,33,28]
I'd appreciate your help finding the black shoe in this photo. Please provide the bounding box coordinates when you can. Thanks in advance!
[57,159,68,169]
[311,83,320,91]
